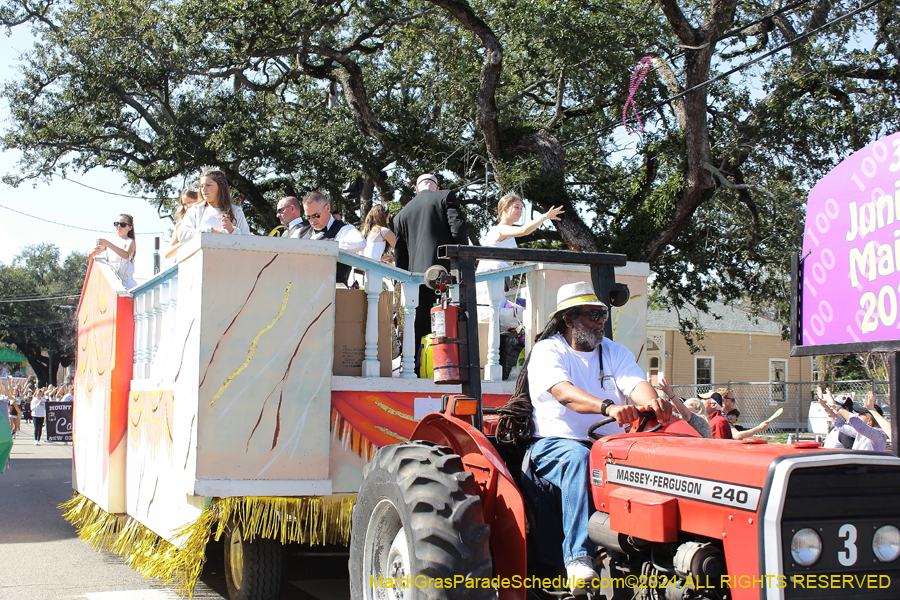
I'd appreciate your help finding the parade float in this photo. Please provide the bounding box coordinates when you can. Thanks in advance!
[64,232,649,598]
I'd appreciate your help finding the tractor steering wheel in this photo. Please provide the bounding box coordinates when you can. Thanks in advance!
[587,409,662,440]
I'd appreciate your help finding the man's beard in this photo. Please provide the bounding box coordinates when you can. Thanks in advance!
[571,322,602,350]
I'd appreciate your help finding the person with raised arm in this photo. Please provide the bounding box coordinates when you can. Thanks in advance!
[89,214,137,288]
[656,374,709,438]
[476,192,563,324]
[817,386,888,452]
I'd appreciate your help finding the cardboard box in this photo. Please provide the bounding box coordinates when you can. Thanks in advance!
[333,289,393,377]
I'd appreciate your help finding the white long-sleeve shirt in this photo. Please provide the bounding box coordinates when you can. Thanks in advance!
[310,216,365,253]
[31,395,46,418]
[176,202,251,244]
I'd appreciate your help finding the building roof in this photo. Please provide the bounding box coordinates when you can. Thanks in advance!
[647,300,784,336]
[0,347,28,363]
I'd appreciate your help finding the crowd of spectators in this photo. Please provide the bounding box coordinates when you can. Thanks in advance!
[0,375,73,446]
[655,376,775,440]
[818,387,890,452]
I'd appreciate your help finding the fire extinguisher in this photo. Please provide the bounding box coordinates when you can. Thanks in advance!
[430,291,466,384]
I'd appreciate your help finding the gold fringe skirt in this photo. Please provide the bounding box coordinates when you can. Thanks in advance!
[60,492,356,597]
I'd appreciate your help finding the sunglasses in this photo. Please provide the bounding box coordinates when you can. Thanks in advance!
[578,308,609,321]
[306,212,324,220]
[276,207,288,214]
[113,221,130,228]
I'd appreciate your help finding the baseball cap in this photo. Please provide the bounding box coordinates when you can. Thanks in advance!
[856,404,883,417]
[835,395,854,412]
[416,174,438,188]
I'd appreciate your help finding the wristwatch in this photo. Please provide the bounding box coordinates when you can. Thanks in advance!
[600,399,616,417]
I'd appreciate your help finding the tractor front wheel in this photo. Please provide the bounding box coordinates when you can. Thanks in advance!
[349,440,493,600]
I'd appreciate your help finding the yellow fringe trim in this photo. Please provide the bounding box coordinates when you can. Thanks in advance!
[60,492,356,597]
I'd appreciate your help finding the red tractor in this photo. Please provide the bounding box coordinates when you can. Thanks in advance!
[349,246,900,600]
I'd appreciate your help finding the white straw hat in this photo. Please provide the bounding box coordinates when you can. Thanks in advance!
[548,281,608,320]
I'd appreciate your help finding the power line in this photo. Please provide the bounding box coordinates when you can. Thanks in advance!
[561,0,887,151]
[50,173,174,201]
[0,294,81,304]
[0,203,167,234]
[545,0,815,125]
[0,290,81,301]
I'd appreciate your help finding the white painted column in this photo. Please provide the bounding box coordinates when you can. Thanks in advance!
[400,282,420,378]
[133,293,149,379]
[149,286,162,363]
[362,272,383,377]
[484,277,503,381]
[167,275,178,318]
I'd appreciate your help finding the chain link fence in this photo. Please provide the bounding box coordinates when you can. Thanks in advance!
[669,380,892,436]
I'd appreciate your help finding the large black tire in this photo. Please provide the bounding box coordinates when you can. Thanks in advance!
[349,440,493,600]
[223,520,284,600]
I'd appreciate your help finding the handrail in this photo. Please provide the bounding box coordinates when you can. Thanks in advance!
[130,264,178,296]
[337,250,425,285]
[474,263,537,282]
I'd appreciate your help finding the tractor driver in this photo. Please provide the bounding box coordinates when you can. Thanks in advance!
[499,281,673,594]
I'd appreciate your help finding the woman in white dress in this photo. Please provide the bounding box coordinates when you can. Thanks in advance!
[89,214,137,288]
[476,193,564,323]
[360,204,396,263]
[176,168,250,244]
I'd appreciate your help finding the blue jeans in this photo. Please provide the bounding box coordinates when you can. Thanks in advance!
[529,437,595,565]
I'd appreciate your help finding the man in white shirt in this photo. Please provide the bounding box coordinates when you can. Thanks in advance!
[510,281,672,594]
[276,196,309,238]
[301,191,365,285]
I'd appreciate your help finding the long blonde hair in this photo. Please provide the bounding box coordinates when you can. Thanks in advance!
[497,192,522,218]
[175,189,199,224]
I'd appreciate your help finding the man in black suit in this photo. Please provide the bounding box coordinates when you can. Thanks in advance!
[276,196,310,238]
[300,191,366,285]
[393,174,469,365]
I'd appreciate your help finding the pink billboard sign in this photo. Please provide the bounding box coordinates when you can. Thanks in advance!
[801,131,900,347]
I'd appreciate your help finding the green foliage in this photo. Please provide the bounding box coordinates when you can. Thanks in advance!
[1,0,898,345]
[0,244,88,385]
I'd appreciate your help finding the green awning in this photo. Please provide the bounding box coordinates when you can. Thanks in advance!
[0,348,28,363]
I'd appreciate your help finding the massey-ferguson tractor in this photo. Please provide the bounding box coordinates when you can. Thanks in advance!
[349,246,900,600]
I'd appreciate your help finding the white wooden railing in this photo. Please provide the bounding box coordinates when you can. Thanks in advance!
[339,252,535,381]
[131,266,179,380]
[338,252,426,379]
[128,246,533,382]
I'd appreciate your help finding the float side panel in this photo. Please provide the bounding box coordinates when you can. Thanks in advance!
[193,247,335,486]
[74,261,133,513]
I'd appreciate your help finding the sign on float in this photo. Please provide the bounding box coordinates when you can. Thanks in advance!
[800,131,900,348]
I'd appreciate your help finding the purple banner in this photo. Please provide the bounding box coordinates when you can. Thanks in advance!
[801,131,900,347]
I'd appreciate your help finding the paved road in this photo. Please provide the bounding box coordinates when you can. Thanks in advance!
[0,422,350,600]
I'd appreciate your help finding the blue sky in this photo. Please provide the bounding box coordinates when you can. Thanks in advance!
[0,26,175,284]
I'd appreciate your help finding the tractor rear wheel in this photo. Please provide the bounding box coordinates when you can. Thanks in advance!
[349,440,493,600]
[223,519,284,600]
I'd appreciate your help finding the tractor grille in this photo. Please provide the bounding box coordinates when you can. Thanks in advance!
[779,462,900,599]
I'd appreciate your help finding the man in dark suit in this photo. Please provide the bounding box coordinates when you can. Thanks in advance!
[393,173,469,365]
[300,191,366,285]
[276,196,310,238]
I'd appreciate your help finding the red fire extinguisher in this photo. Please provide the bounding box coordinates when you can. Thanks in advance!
[431,296,465,384]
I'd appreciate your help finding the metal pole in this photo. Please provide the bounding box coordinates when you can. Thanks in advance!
[153,237,161,275]
[455,255,482,432]
[890,352,899,458]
